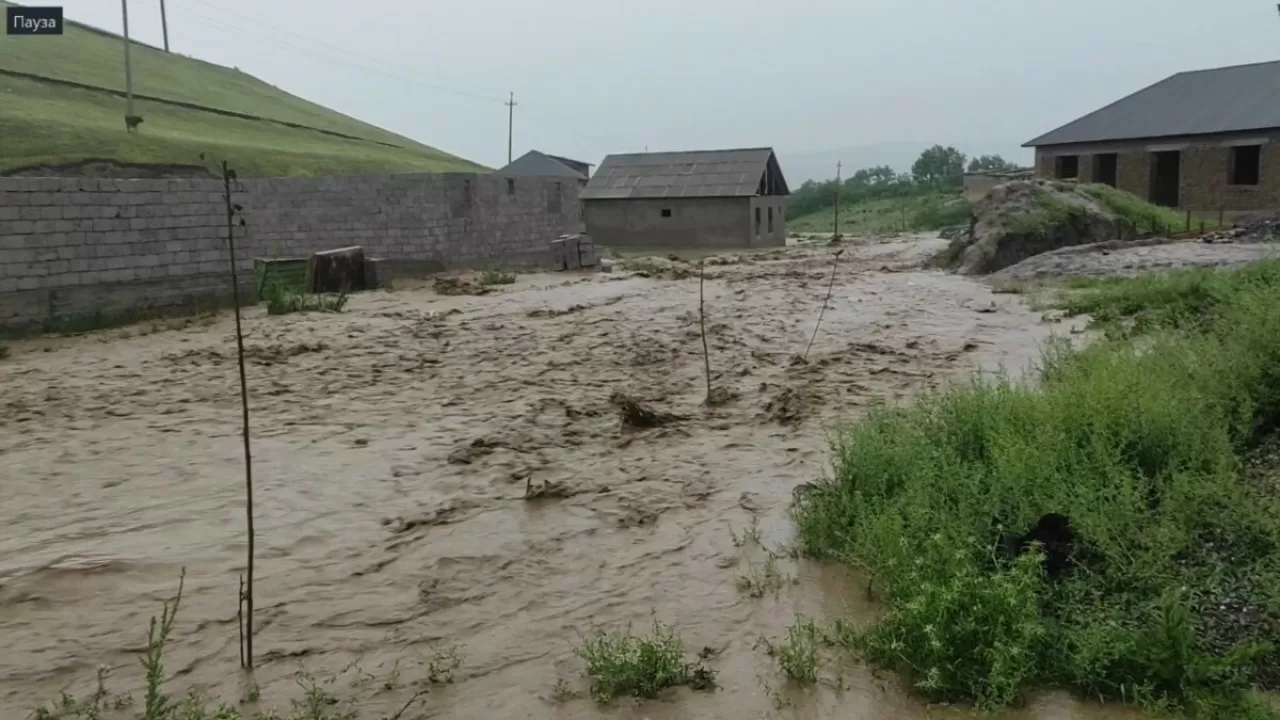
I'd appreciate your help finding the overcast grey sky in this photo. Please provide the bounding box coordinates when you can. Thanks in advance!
[55,0,1280,180]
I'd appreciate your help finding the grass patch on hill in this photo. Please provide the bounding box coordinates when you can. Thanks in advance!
[0,75,479,176]
[1080,182,1195,234]
[789,192,968,235]
[0,1,484,175]
[793,261,1280,717]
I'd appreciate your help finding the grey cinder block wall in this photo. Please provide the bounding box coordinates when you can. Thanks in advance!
[0,173,580,329]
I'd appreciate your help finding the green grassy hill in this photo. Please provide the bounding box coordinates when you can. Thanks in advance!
[789,192,969,235]
[0,1,486,176]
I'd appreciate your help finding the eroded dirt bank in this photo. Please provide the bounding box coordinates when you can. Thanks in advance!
[2,238,1138,719]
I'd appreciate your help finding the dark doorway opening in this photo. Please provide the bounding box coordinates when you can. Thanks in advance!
[1149,151,1181,208]
[1054,155,1079,179]
[1093,153,1118,187]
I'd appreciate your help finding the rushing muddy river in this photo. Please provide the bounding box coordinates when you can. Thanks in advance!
[1,238,1141,719]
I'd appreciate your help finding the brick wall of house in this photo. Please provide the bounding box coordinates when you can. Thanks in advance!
[1034,132,1280,215]
[1116,151,1150,200]
[0,174,580,329]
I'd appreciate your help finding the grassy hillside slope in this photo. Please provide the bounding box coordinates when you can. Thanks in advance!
[0,2,485,175]
[789,192,969,235]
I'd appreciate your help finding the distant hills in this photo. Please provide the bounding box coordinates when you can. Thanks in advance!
[0,1,486,177]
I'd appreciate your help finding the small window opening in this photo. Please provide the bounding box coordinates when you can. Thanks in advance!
[507,178,516,195]
[1054,155,1079,180]
[767,206,774,233]
[661,208,672,218]
[755,207,761,234]
[1093,153,1118,187]
[546,182,562,213]
[1230,145,1262,186]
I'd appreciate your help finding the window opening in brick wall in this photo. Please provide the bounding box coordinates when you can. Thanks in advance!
[1054,155,1079,179]
[507,178,516,195]
[767,206,773,233]
[1093,153,1118,187]
[661,208,672,217]
[546,182,562,214]
[755,206,761,234]
[1230,145,1262,186]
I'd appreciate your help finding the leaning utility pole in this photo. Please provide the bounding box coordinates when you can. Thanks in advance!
[120,0,135,118]
[832,161,842,239]
[159,0,170,51]
[505,91,517,164]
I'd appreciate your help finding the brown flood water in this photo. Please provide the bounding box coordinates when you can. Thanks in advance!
[0,238,1139,719]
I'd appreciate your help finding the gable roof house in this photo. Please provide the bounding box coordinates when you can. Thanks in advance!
[1025,60,1280,215]
[579,147,790,249]
[498,150,592,186]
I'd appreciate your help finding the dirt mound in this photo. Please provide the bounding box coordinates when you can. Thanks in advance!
[941,179,1137,275]
[609,391,685,430]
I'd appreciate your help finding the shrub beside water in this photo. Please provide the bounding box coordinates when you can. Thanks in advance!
[262,281,348,315]
[573,621,715,703]
[793,263,1280,716]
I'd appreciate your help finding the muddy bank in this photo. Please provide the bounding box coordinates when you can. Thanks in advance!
[992,237,1279,282]
[1,240,1131,719]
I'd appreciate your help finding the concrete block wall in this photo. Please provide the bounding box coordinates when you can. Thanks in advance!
[1035,133,1280,215]
[0,173,580,329]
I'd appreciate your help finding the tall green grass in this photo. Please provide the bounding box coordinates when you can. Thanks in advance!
[793,263,1280,717]
[1080,183,1195,234]
[1058,260,1280,337]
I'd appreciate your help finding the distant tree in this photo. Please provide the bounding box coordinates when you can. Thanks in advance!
[911,145,967,186]
[967,154,1017,173]
[847,165,898,187]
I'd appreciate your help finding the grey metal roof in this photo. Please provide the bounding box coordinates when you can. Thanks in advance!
[1025,60,1280,148]
[498,150,589,180]
[546,154,592,177]
[580,147,783,200]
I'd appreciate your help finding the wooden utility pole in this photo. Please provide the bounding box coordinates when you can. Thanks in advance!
[120,0,135,118]
[832,161,842,239]
[159,0,170,51]
[505,92,517,164]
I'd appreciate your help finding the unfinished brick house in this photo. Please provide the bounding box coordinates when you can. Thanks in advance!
[580,148,790,249]
[1025,60,1280,217]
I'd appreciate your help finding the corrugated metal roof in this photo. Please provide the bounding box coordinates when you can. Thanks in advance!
[498,150,589,180]
[580,147,781,200]
[1025,60,1280,148]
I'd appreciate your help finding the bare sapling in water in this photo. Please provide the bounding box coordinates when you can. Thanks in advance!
[221,161,256,670]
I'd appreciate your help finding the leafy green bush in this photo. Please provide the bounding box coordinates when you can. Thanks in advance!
[263,280,348,315]
[793,263,1280,716]
[773,618,820,685]
[479,269,516,286]
[573,621,715,702]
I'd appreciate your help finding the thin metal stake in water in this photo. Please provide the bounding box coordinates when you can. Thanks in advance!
[803,249,844,362]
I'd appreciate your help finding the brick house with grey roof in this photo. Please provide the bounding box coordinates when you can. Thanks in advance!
[580,147,790,249]
[1025,60,1280,216]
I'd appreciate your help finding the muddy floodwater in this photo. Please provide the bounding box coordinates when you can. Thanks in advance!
[1,238,1141,719]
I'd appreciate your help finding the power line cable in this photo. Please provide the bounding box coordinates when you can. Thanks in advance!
[179,0,509,103]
